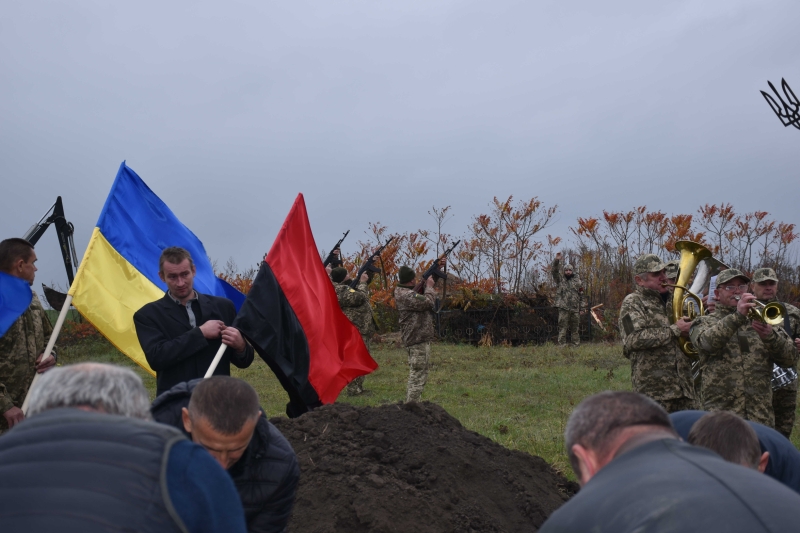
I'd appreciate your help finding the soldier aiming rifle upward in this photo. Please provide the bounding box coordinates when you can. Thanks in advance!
[349,237,395,289]
[412,240,460,296]
[323,230,349,268]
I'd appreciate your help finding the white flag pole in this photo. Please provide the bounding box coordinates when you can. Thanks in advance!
[21,294,73,414]
[204,344,228,378]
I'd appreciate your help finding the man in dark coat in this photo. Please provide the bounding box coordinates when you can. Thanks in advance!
[152,377,300,533]
[134,247,254,395]
[539,391,800,533]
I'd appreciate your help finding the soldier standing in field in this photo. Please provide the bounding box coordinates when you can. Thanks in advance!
[0,238,57,434]
[329,267,375,396]
[551,253,585,346]
[394,266,436,403]
[750,267,800,438]
[690,268,798,427]
[618,254,696,413]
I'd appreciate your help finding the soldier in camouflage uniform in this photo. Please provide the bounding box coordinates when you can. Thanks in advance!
[618,254,696,412]
[751,267,800,438]
[551,253,585,346]
[690,269,798,427]
[0,238,57,434]
[664,259,679,318]
[394,265,436,403]
[330,267,375,396]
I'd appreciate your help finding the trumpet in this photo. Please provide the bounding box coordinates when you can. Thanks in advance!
[733,296,786,326]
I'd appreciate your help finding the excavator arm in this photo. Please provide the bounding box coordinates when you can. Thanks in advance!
[23,197,79,310]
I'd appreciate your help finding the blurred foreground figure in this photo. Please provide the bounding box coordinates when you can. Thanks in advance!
[152,376,299,533]
[686,410,769,472]
[0,363,246,533]
[539,391,800,533]
[671,410,800,494]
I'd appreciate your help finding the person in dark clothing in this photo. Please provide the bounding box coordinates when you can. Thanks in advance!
[539,391,800,533]
[0,363,246,533]
[671,410,800,494]
[152,377,300,533]
[134,247,254,395]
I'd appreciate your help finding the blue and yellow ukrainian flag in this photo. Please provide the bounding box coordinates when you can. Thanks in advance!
[68,162,244,374]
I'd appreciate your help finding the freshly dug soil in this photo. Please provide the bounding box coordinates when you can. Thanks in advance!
[271,402,577,533]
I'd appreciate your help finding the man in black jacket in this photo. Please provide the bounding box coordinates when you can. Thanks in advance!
[152,377,300,533]
[134,247,254,395]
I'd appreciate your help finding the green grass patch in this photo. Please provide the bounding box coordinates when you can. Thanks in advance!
[59,337,633,479]
[55,336,800,480]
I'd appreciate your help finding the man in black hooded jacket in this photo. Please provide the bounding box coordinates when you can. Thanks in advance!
[151,377,299,533]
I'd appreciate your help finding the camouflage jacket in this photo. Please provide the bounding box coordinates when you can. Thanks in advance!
[551,258,585,312]
[394,284,436,347]
[690,303,798,426]
[0,293,55,428]
[619,286,695,401]
[334,281,375,337]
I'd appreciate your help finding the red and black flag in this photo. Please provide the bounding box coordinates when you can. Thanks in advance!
[234,194,378,417]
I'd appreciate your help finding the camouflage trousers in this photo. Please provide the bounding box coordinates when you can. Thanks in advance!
[657,397,698,414]
[406,342,430,403]
[558,309,580,346]
[773,383,797,439]
[346,335,371,396]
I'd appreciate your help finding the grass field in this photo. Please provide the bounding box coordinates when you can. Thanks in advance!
[58,337,632,478]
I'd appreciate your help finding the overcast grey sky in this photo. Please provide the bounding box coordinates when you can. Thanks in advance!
[2,0,798,293]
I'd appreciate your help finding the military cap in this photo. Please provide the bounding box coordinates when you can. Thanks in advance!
[664,260,679,280]
[716,268,750,286]
[752,267,779,284]
[331,267,347,283]
[564,263,575,271]
[633,254,666,276]
[398,265,416,284]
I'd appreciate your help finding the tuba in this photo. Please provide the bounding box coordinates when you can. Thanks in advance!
[664,241,721,359]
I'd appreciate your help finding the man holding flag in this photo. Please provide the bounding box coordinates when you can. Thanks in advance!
[0,238,57,433]
[134,247,254,396]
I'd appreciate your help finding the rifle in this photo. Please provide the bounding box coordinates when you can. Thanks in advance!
[413,240,460,295]
[349,237,395,289]
[323,230,349,268]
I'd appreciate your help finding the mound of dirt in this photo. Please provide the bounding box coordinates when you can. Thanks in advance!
[271,402,577,533]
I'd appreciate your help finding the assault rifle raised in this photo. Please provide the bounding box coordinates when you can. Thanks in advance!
[412,240,460,295]
[349,237,394,289]
[323,230,349,268]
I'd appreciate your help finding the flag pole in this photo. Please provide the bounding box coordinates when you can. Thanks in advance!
[21,294,73,414]
[204,344,228,378]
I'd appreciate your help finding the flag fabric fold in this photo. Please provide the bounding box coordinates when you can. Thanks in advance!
[68,161,245,374]
[0,272,33,338]
[234,194,378,416]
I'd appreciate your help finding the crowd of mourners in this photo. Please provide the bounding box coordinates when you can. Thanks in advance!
[3,237,800,532]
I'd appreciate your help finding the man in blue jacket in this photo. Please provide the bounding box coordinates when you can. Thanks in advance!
[0,363,246,533]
